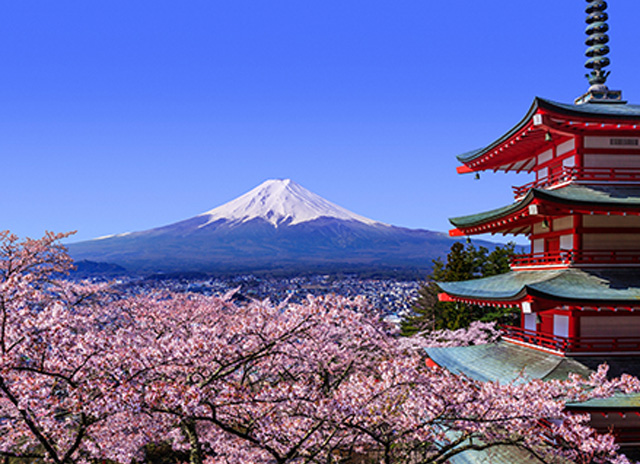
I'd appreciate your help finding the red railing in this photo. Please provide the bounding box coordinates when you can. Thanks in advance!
[510,250,640,268]
[513,169,575,198]
[510,251,572,267]
[512,167,640,198]
[501,325,640,354]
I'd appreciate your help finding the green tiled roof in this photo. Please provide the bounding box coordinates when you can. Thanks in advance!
[426,342,592,383]
[427,342,640,413]
[437,270,559,300]
[437,268,640,304]
[569,393,640,410]
[536,184,640,206]
[449,200,529,228]
[448,444,544,464]
[545,99,640,118]
[449,184,640,228]
[458,97,640,164]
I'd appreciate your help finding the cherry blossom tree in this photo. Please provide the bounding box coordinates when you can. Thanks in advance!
[0,231,165,464]
[1,231,638,464]
[129,291,640,464]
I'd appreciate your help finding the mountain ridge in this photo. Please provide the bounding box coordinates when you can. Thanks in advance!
[67,179,479,275]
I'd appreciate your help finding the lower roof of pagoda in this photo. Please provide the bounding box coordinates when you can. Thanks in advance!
[428,344,640,464]
[449,184,640,236]
[437,267,640,306]
[457,97,640,173]
[447,445,537,464]
[426,342,592,383]
[427,342,640,410]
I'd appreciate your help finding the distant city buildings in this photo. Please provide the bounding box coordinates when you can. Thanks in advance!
[109,273,419,319]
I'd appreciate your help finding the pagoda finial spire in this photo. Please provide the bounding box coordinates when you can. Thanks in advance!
[575,1,624,104]
[584,1,611,86]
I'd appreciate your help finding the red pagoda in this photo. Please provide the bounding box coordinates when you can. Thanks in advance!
[431,0,640,454]
[438,8,640,358]
[441,94,640,356]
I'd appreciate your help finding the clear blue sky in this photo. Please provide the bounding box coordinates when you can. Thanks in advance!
[2,1,639,242]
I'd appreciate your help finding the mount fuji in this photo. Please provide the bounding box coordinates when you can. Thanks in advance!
[68,179,470,275]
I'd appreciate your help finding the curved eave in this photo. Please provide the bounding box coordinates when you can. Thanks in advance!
[457,98,542,164]
[449,190,534,233]
[436,270,555,302]
[437,268,640,307]
[457,97,640,173]
[449,185,640,237]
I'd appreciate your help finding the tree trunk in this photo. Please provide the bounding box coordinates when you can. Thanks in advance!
[181,418,204,464]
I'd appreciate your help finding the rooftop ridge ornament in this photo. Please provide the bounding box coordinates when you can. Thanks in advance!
[575,0,625,104]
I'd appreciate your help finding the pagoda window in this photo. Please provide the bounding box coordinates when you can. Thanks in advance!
[538,149,554,165]
[533,238,545,254]
[559,234,573,250]
[557,139,576,157]
[563,155,576,168]
[523,313,537,332]
[553,314,570,338]
[537,166,549,181]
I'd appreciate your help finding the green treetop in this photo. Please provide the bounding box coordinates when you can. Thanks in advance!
[401,241,518,336]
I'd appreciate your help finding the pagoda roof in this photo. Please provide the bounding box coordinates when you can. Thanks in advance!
[457,97,640,173]
[449,184,640,232]
[544,184,640,207]
[427,344,640,464]
[437,268,640,305]
[427,342,591,383]
[540,99,640,120]
[447,446,548,464]
[571,393,640,411]
[427,342,640,412]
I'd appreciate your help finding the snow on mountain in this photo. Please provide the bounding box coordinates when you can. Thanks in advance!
[68,178,477,275]
[198,179,386,228]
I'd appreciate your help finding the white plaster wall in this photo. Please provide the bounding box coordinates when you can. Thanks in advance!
[557,139,576,156]
[584,154,640,168]
[559,234,574,250]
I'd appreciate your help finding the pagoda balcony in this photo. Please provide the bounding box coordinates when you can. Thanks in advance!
[501,325,640,355]
[512,167,640,199]
[510,250,640,269]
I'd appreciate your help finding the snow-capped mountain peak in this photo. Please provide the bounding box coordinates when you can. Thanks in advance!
[198,179,385,227]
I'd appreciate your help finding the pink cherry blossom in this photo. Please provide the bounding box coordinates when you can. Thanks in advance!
[1,231,638,464]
